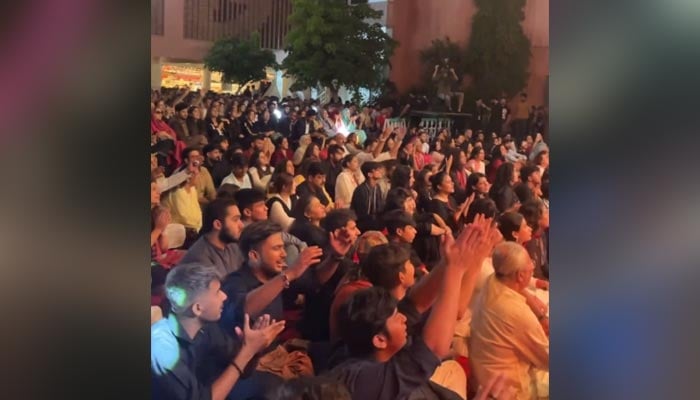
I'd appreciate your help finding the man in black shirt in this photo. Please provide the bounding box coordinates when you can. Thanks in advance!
[296,162,332,209]
[241,109,259,142]
[351,161,385,232]
[169,102,207,147]
[254,109,276,138]
[322,144,345,204]
[326,219,500,400]
[514,164,542,204]
[151,262,285,400]
[202,144,231,188]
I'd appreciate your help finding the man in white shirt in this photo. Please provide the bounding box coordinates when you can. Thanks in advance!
[221,153,252,189]
[469,242,549,400]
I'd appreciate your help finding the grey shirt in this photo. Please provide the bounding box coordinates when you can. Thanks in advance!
[179,236,244,279]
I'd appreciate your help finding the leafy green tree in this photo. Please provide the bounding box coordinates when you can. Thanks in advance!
[282,0,397,96]
[204,32,278,94]
[464,0,531,98]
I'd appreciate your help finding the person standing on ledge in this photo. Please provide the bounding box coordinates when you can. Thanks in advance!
[432,57,464,113]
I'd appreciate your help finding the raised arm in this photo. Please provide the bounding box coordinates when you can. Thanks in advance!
[243,246,322,316]
[457,215,503,319]
[422,222,487,359]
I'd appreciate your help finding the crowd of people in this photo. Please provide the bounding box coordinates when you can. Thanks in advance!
[150,86,550,400]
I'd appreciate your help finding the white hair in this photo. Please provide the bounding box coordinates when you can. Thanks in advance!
[492,242,530,280]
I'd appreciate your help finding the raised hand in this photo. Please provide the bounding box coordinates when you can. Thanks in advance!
[329,228,354,258]
[286,246,323,280]
[460,192,476,215]
[235,314,286,354]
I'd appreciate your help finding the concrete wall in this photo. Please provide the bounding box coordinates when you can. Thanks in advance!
[387,0,549,105]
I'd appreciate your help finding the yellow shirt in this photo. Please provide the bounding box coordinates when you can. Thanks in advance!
[469,275,549,400]
[194,167,216,205]
[163,185,202,231]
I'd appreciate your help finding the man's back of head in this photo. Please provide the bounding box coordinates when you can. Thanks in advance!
[337,286,398,358]
[361,243,413,292]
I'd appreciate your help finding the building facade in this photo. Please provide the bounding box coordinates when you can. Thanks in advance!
[151,0,389,99]
[386,0,549,106]
[151,0,294,92]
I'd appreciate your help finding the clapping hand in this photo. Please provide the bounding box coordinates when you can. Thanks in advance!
[235,314,286,354]
[460,192,476,216]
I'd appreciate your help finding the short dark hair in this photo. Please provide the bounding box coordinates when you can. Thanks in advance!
[239,221,283,257]
[360,161,382,179]
[182,147,201,162]
[306,161,325,178]
[519,164,539,182]
[361,243,411,290]
[202,143,222,156]
[322,209,357,233]
[497,212,525,242]
[383,187,413,214]
[231,153,249,169]
[216,183,240,199]
[383,210,416,238]
[338,287,397,357]
[202,198,238,234]
[234,188,266,216]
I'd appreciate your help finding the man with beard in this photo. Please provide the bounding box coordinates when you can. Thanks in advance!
[202,143,230,188]
[179,198,246,278]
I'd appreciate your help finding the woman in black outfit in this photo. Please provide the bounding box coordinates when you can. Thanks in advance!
[488,162,520,213]
[413,166,434,213]
[288,194,328,248]
[427,171,470,233]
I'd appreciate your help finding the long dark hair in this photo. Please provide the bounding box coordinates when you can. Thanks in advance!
[491,162,515,194]
[390,165,412,190]
[414,166,433,194]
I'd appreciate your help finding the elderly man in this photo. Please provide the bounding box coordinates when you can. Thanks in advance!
[469,242,549,400]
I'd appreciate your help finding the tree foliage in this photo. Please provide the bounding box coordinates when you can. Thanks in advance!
[204,32,278,93]
[282,0,398,94]
[464,0,531,98]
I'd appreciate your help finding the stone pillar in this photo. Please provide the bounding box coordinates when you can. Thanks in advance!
[151,57,163,90]
[202,67,211,92]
